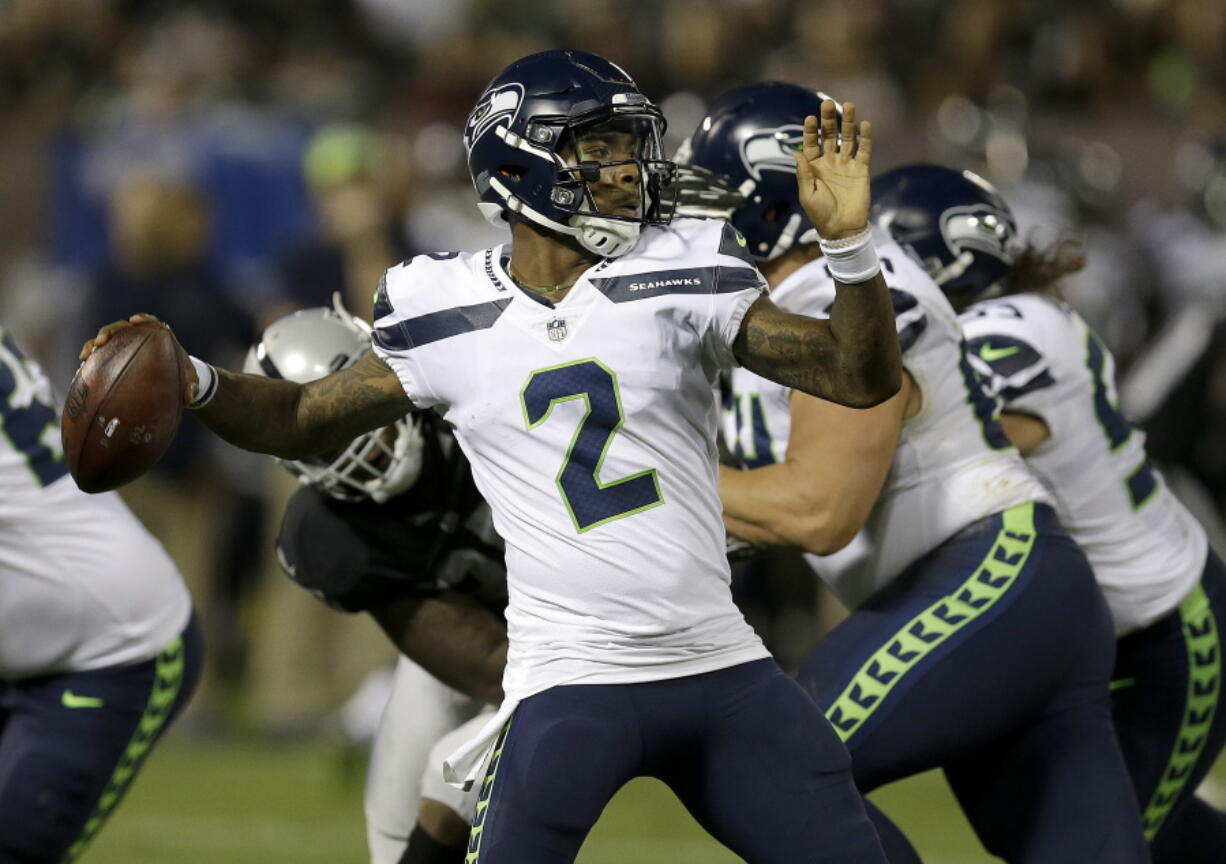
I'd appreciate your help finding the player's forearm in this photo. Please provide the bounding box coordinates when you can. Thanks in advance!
[193,351,413,460]
[192,369,339,460]
[825,270,903,408]
[719,464,859,555]
[734,288,901,409]
[381,593,507,706]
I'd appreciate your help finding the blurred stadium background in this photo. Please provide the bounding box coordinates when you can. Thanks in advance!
[4,0,1226,860]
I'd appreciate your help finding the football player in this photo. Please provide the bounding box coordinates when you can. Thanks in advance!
[687,83,1148,863]
[872,162,1226,864]
[0,325,200,862]
[245,298,505,864]
[82,50,903,863]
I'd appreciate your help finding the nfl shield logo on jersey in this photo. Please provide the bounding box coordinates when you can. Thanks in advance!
[547,318,568,342]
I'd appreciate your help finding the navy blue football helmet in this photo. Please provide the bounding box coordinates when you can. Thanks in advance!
[464,50,674,258]
[680,82,835,261]
[871,164,1019,305]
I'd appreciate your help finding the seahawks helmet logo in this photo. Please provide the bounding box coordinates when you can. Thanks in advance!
[739,125,805,180]
[465,83,524,151]
[940,205,1016,262]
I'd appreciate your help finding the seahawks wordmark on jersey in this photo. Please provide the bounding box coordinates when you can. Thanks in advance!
[373,219,771,715]
[722,236,1048,608]
[961,294,1207,635]
[0,327,190,678]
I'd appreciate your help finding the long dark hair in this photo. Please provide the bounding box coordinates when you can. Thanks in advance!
[1001,233,1086,298]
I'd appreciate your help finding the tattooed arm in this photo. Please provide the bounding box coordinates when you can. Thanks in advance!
[733,282,899,408]
[80,316,412,460]
[729,99,900,407]
[194,349,413,459]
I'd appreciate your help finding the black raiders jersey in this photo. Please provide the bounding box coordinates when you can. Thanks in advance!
[275,444,505,614]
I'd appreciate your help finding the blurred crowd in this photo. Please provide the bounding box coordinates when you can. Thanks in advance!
[2,0,1226,736]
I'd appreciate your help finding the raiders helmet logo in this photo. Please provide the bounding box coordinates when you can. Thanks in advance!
[739,125,805,181]
[465,83,524,151]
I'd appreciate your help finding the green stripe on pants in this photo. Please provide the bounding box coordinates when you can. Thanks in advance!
[465,718,513,864]
[1141,583,1220,840]
[62,636,185,862]
[825,502,1037,742]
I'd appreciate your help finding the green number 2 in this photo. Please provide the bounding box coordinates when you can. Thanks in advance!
[520,358,664,533]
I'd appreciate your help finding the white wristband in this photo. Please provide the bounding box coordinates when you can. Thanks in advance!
[188,356,218,410]
[819,226,882,284]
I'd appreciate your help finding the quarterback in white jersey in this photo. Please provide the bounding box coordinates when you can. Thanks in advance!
[373,217,776,705]
[875,162,1226,863]
[686,84,1149,864]
[0,325,199,862]
[82,51,901,863]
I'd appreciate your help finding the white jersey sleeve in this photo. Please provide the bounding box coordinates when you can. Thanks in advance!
[961,294,1207,634]
[724,238,1047,608]
[372,220,768,712]
[371,252,508,410]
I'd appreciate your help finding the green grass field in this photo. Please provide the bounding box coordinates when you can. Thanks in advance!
[83,733,1226,863]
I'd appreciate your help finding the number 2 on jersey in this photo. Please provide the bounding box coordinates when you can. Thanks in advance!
[521,359,663,532]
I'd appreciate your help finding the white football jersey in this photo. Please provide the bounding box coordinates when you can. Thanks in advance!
[722,237,1047,608]
[0,327,191,678]
[373,218,770,705]
[961,294,1207,635]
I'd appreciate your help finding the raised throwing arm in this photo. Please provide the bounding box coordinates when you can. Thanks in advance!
[733,101,901,409]
[80,314,413,460]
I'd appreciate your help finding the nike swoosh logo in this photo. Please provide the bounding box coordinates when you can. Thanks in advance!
[979,343,1020,362]
[62,690,104,709]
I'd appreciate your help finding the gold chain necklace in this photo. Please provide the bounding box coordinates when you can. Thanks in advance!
[508,263,576,296]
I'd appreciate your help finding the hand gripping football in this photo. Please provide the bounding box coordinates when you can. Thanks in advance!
[62,322,185,492]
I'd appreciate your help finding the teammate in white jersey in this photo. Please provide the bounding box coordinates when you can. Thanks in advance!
[683,83,1148,864]
[0,325,199,862]
[82,51,903,863]
[872,162,1226,864]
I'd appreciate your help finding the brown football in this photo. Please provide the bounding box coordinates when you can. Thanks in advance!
[61,322,185,493]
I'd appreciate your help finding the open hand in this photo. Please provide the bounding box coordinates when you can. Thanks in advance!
[794,100,873,241]
[79,314,199,404]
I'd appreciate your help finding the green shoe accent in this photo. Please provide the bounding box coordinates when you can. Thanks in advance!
[1141,583,1219,841]
[825,502,1037,742]
[61,690,104,709]
[62,636,186,862]
[1109,677,1137,692]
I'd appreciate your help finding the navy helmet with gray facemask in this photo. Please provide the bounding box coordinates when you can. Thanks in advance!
[464,50,675,259]
[870,164,1020,306]
[679,82,836,261]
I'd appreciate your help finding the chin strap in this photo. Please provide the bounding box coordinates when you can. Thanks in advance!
[486,176,642,258]
[570,215,641,257]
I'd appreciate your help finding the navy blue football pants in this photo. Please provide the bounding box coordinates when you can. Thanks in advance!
[799,502,1150,864]
[0,613,202,863]
[1113,548,1226,864]
[466,658,887,863]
